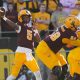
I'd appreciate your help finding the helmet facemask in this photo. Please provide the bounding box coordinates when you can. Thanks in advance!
[21,15,31,23]
[70,21,78,31]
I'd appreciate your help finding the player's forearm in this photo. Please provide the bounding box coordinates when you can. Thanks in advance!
[34,32,41,42]
[69,40,80,47]
[35,34,41,42]
[62,38,80,47]
[3,16,19,30]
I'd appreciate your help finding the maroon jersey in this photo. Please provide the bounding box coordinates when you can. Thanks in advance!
[17,22,34,49]
[44,26,77,53]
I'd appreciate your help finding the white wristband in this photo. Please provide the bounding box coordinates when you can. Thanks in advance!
[3,16,7,21]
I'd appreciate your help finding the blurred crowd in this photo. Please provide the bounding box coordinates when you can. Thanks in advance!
[0,0,80,38]
[0,0,80,80]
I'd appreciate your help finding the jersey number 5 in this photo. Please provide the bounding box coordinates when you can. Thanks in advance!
[27,30,32,40]
[50,32,61,41]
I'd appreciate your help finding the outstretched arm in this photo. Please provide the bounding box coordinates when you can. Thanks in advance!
[62,38,80,47]
[0,7,19,31]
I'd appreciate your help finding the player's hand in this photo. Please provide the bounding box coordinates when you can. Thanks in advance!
[62,38,71,44]
[0,7,5,18]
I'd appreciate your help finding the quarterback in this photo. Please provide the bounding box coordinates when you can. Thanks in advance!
[0,7,42,80]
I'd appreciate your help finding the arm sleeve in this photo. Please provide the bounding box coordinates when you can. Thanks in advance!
[62,38,80,47]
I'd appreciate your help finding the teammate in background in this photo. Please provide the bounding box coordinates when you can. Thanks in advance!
[32,3,51,80]
[35,15,80,80]
[0,7,42,80]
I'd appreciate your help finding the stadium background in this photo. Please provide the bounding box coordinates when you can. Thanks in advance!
[0,0,80,80]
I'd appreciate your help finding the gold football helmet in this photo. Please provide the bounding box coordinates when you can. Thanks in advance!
[18,9,31,22]
[64,15,80,31]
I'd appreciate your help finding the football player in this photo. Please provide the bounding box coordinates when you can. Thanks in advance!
[0,7,42,80]
[35,15,80,79]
